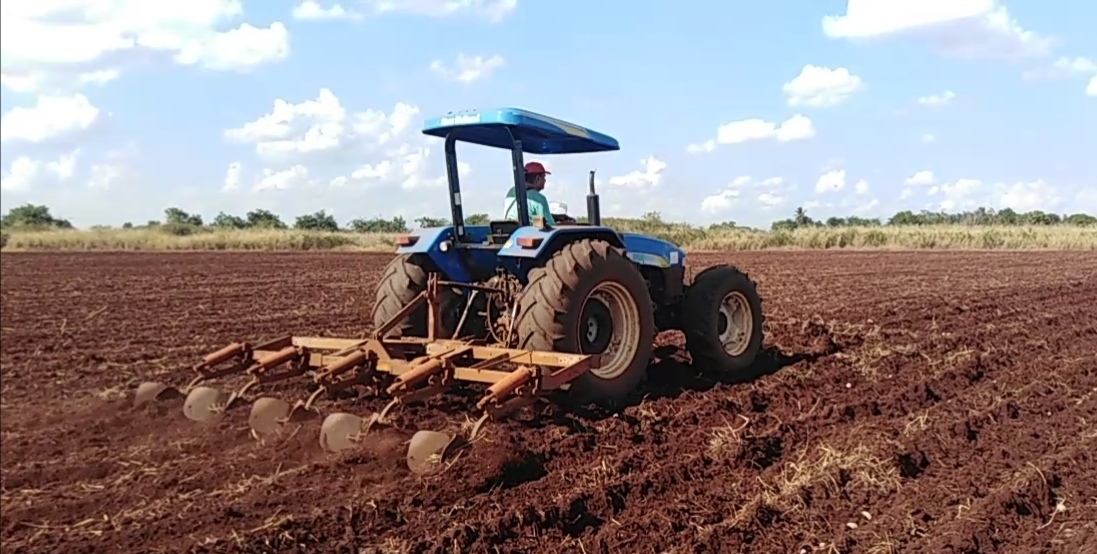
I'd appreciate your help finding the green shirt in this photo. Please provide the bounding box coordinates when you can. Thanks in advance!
[503,186,557,226]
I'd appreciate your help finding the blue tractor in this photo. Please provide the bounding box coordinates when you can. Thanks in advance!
[371,107,766,406]
[133,108,766,473]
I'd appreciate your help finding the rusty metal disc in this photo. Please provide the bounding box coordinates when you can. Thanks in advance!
[133,381,180,407]
[182,386,229,422]
[319,412,366,452]
[406,430,457,475]
[248,397,292,439]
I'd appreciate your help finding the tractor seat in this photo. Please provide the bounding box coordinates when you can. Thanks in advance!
[487,220,520,245]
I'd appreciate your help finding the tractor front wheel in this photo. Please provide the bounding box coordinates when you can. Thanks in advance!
[513,239,655,405]
[681,264,765,374]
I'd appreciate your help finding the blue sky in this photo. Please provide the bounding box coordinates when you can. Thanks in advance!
[1,0,1094,229]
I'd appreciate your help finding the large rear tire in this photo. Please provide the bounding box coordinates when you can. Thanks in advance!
[513,239,655,405]
[370,254,460,338]
[681,264,765,374]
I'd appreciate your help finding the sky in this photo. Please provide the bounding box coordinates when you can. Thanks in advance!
[1,0,1095,230]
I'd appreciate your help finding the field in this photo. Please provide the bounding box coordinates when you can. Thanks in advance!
[1,250,1095,554]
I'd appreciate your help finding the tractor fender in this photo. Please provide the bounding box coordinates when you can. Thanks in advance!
[497,226,625,261]
[395,226,484,282]
[618,232,687,269]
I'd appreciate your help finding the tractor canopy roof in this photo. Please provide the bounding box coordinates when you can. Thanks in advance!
[421,108,620,154]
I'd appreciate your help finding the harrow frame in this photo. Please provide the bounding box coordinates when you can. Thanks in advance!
[135,273,602,463]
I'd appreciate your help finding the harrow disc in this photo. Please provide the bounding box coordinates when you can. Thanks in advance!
[406,430,462,475]
[319,412,373,452]
[133,381,183,407]
[182,386,232,422]
[248,397,322,440]
[249,397,293,439]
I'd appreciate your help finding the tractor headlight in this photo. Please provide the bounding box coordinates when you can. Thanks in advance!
[439,240,452,252]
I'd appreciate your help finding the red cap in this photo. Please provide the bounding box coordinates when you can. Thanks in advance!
[525,161,551,175]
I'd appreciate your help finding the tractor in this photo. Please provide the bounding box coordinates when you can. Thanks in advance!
[132,108,765,474]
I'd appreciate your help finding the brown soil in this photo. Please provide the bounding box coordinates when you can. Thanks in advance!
[2,250,1095,554]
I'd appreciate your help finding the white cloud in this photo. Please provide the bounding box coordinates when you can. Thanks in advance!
[429,54,505,83]
[917,90,956,106]
[905,170,936,186]
[366,0,517,22]
[223,162,242,192]
[1,153,77,191]
[1025,56,1097,80]
[174,22,289,71]
[931,178,982,211]
[922,177,1066,214]
[293,1,358,20]
[783,65,864,107]
[701,176,786,213]
[224,88,422,160]
[757,191,785,208]
[607,156,667,190]
[0,93,100,143]
[852,198,879,214]
[255,165,309,192]
[1087,74,1097,97]
[88,163,123,189]
[921,133,936,143]
[854,179,870,194]
[0,1,290,93]
[992,179,1063,212]
[1,68,121,94]
[1052,56,1097,73]
[815,169,846,193]
[217,88,464,216]
[700,189,740,214]
[822,0,1054,60]
[687,114,815,153]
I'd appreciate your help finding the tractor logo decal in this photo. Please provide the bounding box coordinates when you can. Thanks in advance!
[440,113,482,126]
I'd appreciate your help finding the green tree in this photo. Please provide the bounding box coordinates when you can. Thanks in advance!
[465,213,490,225]
[212,212,248,229]
[415,216,448,228]
[793,207,812,227]
[347,216,409,233]
[707,220,738,231]
[246,209,287,229]
[1,204,73,228]
[294,210,339,231]
[1065,213,1097,226]
[164,207,203,226]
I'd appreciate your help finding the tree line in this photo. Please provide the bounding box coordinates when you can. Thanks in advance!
[770,206,1095,230]
[1,203,1094,233]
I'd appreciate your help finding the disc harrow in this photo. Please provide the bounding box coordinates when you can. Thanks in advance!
[133,274,601,474]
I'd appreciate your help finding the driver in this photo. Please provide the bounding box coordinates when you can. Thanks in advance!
[504,161,557,226]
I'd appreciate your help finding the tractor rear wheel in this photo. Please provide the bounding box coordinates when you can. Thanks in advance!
[371,254,460,338]
[681,264,764,374]
[513,239,655,405]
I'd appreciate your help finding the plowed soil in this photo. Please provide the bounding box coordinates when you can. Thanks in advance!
[2,250,1095,554]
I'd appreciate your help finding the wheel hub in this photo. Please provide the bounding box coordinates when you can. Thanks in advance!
[577,282,641,380]
[579,298,612,354]
[717,291,752,356]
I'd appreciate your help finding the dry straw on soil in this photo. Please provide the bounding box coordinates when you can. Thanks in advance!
[1,223,1094,251]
